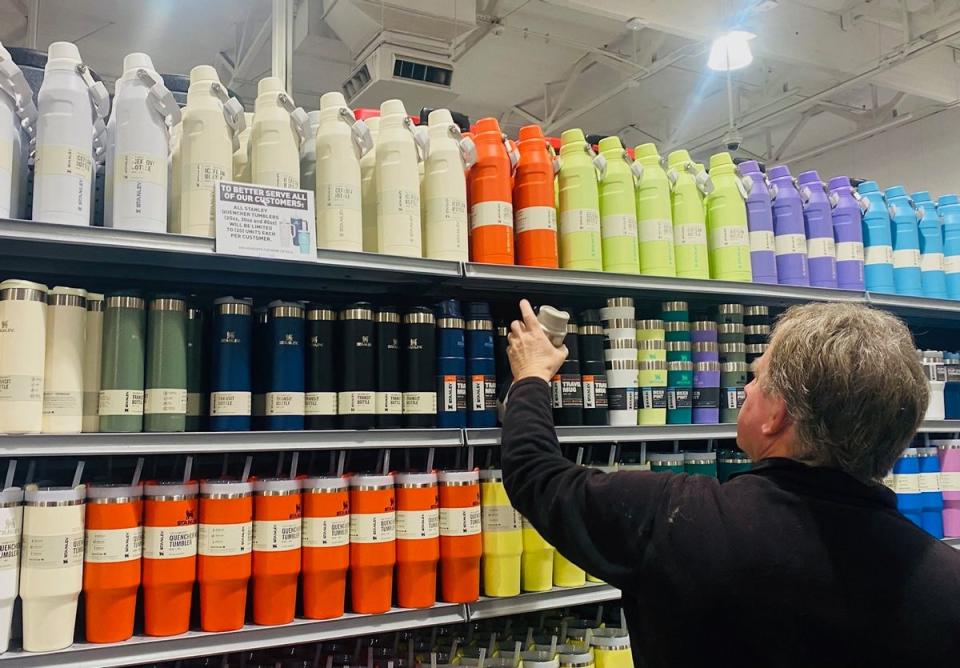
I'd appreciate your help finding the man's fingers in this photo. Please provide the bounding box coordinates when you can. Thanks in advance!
[510,319,524,337]
[519,299,539,332]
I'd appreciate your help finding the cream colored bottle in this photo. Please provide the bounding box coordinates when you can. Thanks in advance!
[82,293,104,432]
[360,116,381,252]
[42,286,87,434]
[0,279,48,434]
[178,65,233,237]
[233,112,254,184]
[315,92,362,251]
[19,485,86,653]
[167,122,182,233]
[423,109,469,262]
[250,77,300,189]
[376,99,422,257]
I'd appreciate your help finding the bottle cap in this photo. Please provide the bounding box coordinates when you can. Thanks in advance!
[666,149,691,168]
[796,170,821,185]
[518,124,545,142]
[737,160,761,175]
[257,76,285,95]
[428,108,454,126]
[827,176,851,191]
[912,191,932,203]
[885,185,907,199]
[767,165,792,180]
[471,117,501,136]
[537,305,570,341]
[598,135,623,154]
[24,484,86,504]
[465,302,492,320]
[320,91,347,110]
[46,41,82,67]
[633,143,660,161]
[349,473,395,490]
[435,299,463,319]
[122,52,154,73]
[200,479,254,496]
[253,477,302,494]
[395,472,438,487]
[0,487,23,506]
[86,482,143,501]
[189,64,219,84]
[560,128,586,146]
[708,152,734,170]
[857,180,879,194]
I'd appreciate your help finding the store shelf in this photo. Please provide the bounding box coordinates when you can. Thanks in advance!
[945,538,960,550]
[917,421,960,434]
[465,424,739,447]
[865,292,960,324]
[0,604,468,668]
[0,428,463,457]
[467,584,621,621]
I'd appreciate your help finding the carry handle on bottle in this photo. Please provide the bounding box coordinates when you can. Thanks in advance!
[448,124,477,169]
[275,92,310,149]
[686,161,713,195]
[505,136,520,172]
[92,116,107,162]
[766,176,778,201]
[586,144,606,181]
[76,62,110,122]
[0,49,37,136]
[135,68,182,127]
[546,142,560,175]
[336,107,374,159]
[403,116,431,162]
[851,189,869,214]
[625,152,643,184]
[210,82,247,151]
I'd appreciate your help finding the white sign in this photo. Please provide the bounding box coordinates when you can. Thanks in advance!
[215,181,316,261]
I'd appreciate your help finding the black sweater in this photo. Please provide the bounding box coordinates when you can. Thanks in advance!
[502,378,960,668]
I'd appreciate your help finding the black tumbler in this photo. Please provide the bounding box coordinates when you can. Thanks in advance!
[375,307,403,428]
[403,306,437,428]
[306,304,337,430]
[338,302,376,429]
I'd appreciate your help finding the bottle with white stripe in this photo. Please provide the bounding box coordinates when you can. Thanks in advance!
[913,191,947,299]
[376,99,422,257]
[938,194,960,300]
[856,181,895,294]
[315,92,365,252]
[423,109,470,261]
[666,150,709,279]
[885,186,923,297]
[796,171,837,288]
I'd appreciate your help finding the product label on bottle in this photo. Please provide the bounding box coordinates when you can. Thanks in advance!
[338,390,376,415]
[601,213,638,239]
[638,218,673,243]
[582,375,608,409]
[258,172,300,190]
[426,196,468,227]
[775,233,807,256]
[190,162,228,191]
[921,252,945,272]
[395,509,440,540]
[939,472,960,493]
[560,208,601,234]
[439,505,482,536]
[22,532,84,568]
[440,375,467,413]
[945,255,960,274]
[198,522,253,556]
[836,241,864,263]
[607,386,637,411]
[253,518,302,552]
[807,236,836,260]
[403,391,437,414]
[948,366,960,382]
[302,515,350,548]
[305,391,337,416]
[379,188,421,243]
[470,374,497,412]
[144,388,188,415]
[266,391,305,416]
[918,472,941,493]
[515,206,557,233]
[749,230,776,253]
[471,200,513,230]
[36,144,92,178]
[481,505,522,532]
[375,391,403,415]
[350,511,395,543]
[674,222,707,246]
[143,525,197,560]
[667,386,692,410]
[725,387,746,410]
[892,474,920,494]
[865,245,895,266]
[318,183,361,210]
[551,374,583,409]
[85,526,143,563]
[0,513,21,571]
[710,225,748,250]
[641,387,667,410]
[692,387,720,409]
[119,152,164,185]
[893,248,921,269]
[0,374,43,403]
[98,389,145,416]
[42,390,83,417]
[211,391,252,416]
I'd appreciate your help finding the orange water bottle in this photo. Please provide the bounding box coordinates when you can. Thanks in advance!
[438,469,482,603]
[468,118,514,264]
[394,472,440,608]
[514,125,558,268]
[83,483,143,643]
[349,473,396,613]
[142,480,198,636]
[252,477,301,626]
[198,479,253,632]
[301,475,349,619]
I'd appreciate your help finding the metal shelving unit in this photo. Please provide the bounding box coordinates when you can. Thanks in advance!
[468,584,620,621]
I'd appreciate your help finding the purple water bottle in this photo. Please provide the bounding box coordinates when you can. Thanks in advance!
[827,176,865,291]
[737,160,778,284]
[797,171,838,288]
[768,165,810,286]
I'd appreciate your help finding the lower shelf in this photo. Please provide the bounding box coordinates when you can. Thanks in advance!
[469,584,621,621]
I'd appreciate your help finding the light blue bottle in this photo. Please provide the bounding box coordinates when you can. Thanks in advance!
[885,186,923,297]
[912,191,947,299]
[892,448,922,529]
[857,181,895,294]
[938,194,960,300]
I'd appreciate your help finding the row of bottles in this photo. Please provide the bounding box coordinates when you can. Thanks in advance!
[885,442,960,539]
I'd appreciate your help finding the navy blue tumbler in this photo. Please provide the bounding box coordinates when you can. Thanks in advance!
[465,302,497,428]
[436,299,466,428]
[209,297,252,432]
[265,300,305,431]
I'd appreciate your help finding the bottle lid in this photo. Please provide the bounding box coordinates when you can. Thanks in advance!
[857,180,879,194]
[885,185,907,199]
[684,451,717,463]
[379,98,407,117]
[661,300,688,312]
[796,170,821,185]
[0,487,23,506]
[478,469,504,481]
[254,477,301,494]
[472,116,502,136]
[404,306,435,325]
[667,149,691,168]
[737,160,761,175]
[24,484,85,504]
[428,108,454,127]
[395,472,438,487]
[307,305,336,321]
[189,64,219,84]
[913,191,932,203]
[122,52,154,73]
[598,135,623,154]
[560,128,586,146]
[647,452,684,464]
[349,473,395,489]
[86,482,143,501]
[257,76,285,95]
[0,279,48,299]
[435,299,463,319]
[636,319,664,330]
[144,480,199,498]
[301,476,349,492]
[320,91,347,110]
[438,469,480,485]
[827,176,851,191]
[340,302,375,320]
[200,479,254,496]
[538,304,570,338]
[46,41,82,69]
[376,307,401,324]
[465,302,492,320]
[708,152,733,170]
[767,165,792,180]
[268,300,304,317]
[716,304,743,315]
[579,309,601,325]
[606,297,634,308]
[939,194,959,207]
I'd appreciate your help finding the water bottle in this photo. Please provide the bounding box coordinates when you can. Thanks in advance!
[633,143,676,277]
[558,129,603,271]
[886,186,923,297]
[107,53,178,233]
[918,446,944,538]
[666,150,709,279]
[736,160,777,284]
[250,77,301,189]
[233,112,253,184]
[578,310,608,426]
[892,448,923,528]
[913,191,947,299]
[436,299,467,428]
[210,297,252,432]
[469,117,514,264]
[0,43,32,219]
[265,301,305,431]
[767,165,810,286]
[797,171,837,288]
[376,99,423,257]
[597,136,639,274]
[827,176,864,290]
[857,181,895,293]
[375,307,403,428]
[944,354,960,419]
[304,305,336,430]
[315,92,366,252]
[403,306,437,428]
[144,296,187,433]
[552,313,583,426]
[42,287,87,434]
[939,194,960,299]
[300,110,321,193]
[360,114,380,252]
[168,122,181,231]
[705,152,751,282]
[513,125,558,268]
[465,302,497,428]
[99,292,146,433]
[424,109,470,262]
[338,302,376,429]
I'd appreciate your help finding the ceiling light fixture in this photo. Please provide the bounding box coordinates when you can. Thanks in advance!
[707,30,755,71]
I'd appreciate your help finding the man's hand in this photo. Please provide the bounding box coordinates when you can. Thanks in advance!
[507,299,569,384]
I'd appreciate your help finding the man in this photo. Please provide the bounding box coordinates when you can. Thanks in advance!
[502,299,960,668]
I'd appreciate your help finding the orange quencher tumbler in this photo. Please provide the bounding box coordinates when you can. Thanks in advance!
[252,478,302,626]
[438,470,482,603]
[301,476,350,619]
[83,483,143,643]
[198,479,253,632]
[468,117,514,264]
[394,472,439,608]
[514,125,559,268]
[142,481,198,636]
[349,473,396,614]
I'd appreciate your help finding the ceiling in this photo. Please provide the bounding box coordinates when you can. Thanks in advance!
[2,0,960,165]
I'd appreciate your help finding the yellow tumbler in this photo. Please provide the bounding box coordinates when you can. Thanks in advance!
[521,516,555,591]
[479,469,523,597]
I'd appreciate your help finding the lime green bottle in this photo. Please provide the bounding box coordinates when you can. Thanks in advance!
[558,128,603,271]
[633,144,676,277]
[667,150,710,279]
[706,152,753,282]
[598,136,640,274]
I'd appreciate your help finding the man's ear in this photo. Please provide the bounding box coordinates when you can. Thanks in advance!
[761,394,790,437]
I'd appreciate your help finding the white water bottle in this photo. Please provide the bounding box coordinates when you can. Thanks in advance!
[423,109,471,262]
[315,92,366,252]
[42,286,87,434]
[167,122,181,232]
[361,115,380,252]
[376,99,425,257]
[232,112,254,184]
[300,109,321,193]
[0,486,22,654]
[108,53,178,233]
[178,65,234,237]
[32,42,106,226]
[0,43,33,219]
[250,77,301,189]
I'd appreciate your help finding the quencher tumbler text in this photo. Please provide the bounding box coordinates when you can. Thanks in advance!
[349,474,396,613]
[252,477,301,625]
[438,470,482,603]
[198,479,253,632]
[0,487,22,654]
[395,472,440,608]
[83,483,143,643]
[301,476,349,619]
[479,469,522,597]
